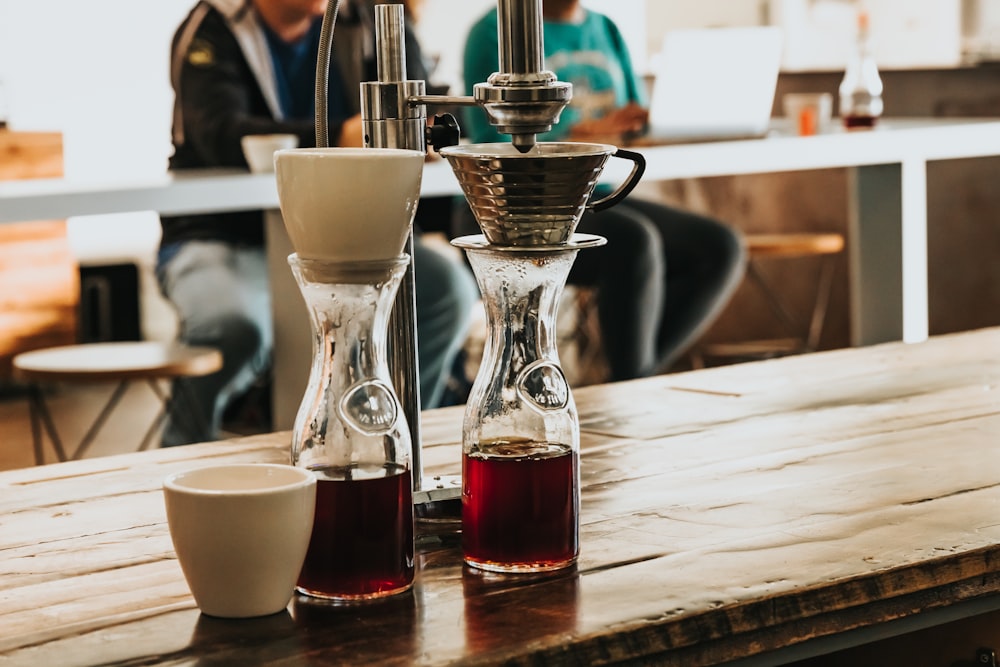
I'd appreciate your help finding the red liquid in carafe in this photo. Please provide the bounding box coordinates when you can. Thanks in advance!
[296,464,414,600]
[844,114,877,129]
[462,441,578,571]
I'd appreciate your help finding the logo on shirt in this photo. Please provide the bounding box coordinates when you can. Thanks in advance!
[187,39,215,67]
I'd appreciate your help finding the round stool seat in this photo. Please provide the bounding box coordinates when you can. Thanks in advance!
[12,342,224,464]
[13,342,222,383]
[744,233,845,258]
[692,231,847,369]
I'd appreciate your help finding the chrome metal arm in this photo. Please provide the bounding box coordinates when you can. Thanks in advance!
[474,0,572,152]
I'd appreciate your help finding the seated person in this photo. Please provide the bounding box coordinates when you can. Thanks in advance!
[159,0,478,446]
[459,0,746,380]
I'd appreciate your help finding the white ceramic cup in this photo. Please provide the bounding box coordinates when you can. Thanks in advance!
[275,147,425,262]
[241,134,300,173]
[163,463,316,618]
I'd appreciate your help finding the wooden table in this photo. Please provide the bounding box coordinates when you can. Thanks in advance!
[5,328,1000,665]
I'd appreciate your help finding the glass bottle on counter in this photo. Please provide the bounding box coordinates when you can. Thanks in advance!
[839,8,883,129]
[289,254,414,602]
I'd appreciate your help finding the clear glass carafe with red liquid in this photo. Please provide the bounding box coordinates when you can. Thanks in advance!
[288,255,414,601]
[441,141,644,573]
[455,239,599,573]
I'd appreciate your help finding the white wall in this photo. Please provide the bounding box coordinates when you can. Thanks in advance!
[969,0,1000,59]
[0,0,193,179]
[645,1,767,57]
[772,0,962,72]
[0,0,193,340]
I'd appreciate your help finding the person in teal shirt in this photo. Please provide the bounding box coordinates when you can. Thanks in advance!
[458,0,747,379]
[463,2,647,146]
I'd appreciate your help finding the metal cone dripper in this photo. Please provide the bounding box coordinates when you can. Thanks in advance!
[440,142,645,247]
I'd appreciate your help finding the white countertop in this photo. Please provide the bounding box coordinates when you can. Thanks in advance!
[4,118,1000,225]
[0,157,463,224]
[602,117,1000,182]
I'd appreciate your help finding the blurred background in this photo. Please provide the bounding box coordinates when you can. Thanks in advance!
[2,0,995,178]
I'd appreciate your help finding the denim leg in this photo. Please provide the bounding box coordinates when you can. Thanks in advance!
[412,236,479,409]
[573,207,665,380]
[625,199,746,370]
[157,241,272,446]
[572,198,746,379]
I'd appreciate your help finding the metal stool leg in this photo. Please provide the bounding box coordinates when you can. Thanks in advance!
[14,342,223,461]
[806,256,837,352]
[25,384,66,464]
[746,261,806,347]
[26,380,133,463]
[69,380,131,460]
[136,379,171,452]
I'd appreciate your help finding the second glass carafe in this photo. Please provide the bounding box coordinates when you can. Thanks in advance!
[456,238,602,573]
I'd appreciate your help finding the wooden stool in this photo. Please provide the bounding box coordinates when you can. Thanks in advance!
[12,342,222,464]
[694,233,845,366]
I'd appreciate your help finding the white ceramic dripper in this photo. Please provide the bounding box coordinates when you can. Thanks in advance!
[274,147,425,262]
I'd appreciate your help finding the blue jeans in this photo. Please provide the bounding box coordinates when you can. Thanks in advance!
[157,238,477,446]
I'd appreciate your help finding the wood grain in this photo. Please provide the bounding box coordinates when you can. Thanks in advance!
[4,329,1000,665]
[0,131,76,378]
[0,132,63,180]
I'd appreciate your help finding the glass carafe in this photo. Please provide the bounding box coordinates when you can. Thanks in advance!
[455,235,603,573]
[839,9,883,129]
[289,254,414,601]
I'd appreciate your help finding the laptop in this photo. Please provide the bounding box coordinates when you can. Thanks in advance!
[640,26,784,145]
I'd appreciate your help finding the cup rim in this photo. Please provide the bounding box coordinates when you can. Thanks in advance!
[163,463,315,497]
[274,146,424,159]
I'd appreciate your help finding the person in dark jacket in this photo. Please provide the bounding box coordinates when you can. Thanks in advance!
[159,0,478,446]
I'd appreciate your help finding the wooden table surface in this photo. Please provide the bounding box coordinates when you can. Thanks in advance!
[4,328,1000,666]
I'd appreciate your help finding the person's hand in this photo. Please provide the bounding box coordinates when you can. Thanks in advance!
[569,103,649,143]
[336,114,365,147]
